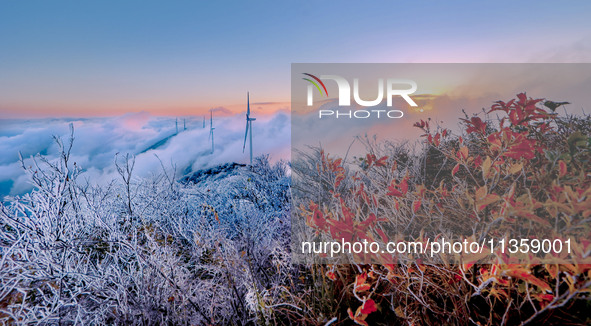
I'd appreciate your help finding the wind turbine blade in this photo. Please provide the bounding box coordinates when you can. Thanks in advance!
[243,120,249,152]
[247,92,250,117]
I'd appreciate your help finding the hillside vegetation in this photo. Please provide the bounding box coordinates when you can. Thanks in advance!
[1,93,590,325]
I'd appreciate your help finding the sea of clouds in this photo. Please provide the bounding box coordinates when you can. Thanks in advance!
[0,111,290,199]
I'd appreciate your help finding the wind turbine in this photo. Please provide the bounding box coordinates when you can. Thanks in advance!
[203,116,205,128]
[242,92,256,165]
[208,110,215,154]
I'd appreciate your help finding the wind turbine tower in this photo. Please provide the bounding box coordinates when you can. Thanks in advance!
[242,92,256,165]
[208,110,215,154]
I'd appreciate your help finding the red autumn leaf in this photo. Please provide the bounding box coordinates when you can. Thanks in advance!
[375,156,388,167]
[537,293,554,302]
[535,293,555,308]
[433,132,441,146]
[376,228,389,243]
[347,308,369,326]
[487,133,502,151]
[505,268,552,292]
[463,262,474,271]
[489,99,515,114]
[399,177,408,194]
[355,272,368,286]
[387,188,403,197]
[348,307,355,319]
[462,116,487,134]
[413,199,421,213]
[452,163,460,176]
[360,299,378,314]
[558,160,567,177]
[491,264,499,275]
[355,283,371,292]
[340,198,354,224]
[476,194,500,211]
[387,177,409,197]
[307,206,328,231]
[504,135,536,160]
[457,146,469,160]
[328,220,354,242]
[413,119,427,129]
[356,184,370,205]
[472,155,483,169]
[326,271,337,281]
[332,158,342,169]
[359,213,377,230]
[334,172,345,187]
[516,92,527,104]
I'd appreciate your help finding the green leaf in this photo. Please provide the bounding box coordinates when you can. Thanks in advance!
[568,132,587,150]
[558,153,572,163]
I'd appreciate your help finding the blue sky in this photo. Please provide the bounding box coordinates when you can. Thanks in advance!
[1,1,590,117]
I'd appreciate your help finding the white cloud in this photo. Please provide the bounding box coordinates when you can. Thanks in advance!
[0,112,290,199]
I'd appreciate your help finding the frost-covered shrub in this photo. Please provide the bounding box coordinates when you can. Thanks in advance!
[0,127,296,325]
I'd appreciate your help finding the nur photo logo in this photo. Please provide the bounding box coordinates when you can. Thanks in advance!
[303,72,419,119]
